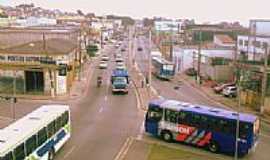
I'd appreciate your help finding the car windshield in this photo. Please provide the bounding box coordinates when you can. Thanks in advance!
[113,77,127,84]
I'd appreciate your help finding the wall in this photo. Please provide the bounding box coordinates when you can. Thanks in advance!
[201,64,234,82]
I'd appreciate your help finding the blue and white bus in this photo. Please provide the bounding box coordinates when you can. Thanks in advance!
[0,104,71,160]
[145,99,259,155]
[152,57,175,80]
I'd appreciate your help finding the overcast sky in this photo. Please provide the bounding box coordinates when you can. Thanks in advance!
[1,0,269,26]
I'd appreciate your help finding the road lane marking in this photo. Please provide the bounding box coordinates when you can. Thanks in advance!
[137,120,145,140]
[63,146,76,159]
[104,96,108,101]
[98,107,104,113]
[114,137,134,160]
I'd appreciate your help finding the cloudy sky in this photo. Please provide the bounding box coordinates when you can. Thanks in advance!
[0,0,269,26]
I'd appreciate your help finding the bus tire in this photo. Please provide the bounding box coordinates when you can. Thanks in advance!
[162,130,173,142]
[208,141,219,153]
[48,148,55,160]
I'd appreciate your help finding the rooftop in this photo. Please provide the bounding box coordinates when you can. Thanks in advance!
[0,38,77,55]
[215,34,235,44]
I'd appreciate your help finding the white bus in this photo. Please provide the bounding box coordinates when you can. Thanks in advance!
[0,104,71,160]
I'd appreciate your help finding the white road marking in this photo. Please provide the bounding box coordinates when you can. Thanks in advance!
[137,120,145,140]
[63,146,76,159]
[99,107,104,113]
[104,96,108,101]
[114,137,134,160]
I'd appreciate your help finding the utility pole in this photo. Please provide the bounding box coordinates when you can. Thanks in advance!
[197,28,202,85]
[170,25,173,61]
[261,44,268,115]
[148,28,152,87]
[235,72,242,160]
[12,70,16,120]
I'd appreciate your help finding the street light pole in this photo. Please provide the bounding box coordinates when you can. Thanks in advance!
[261,44,268,115]
[12,70,16,120]
[235,72,242,160]
[148,28,152,87]
[197,28,202,85]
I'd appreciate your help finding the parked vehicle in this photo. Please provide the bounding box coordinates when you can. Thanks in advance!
[222,86,237,97]
[101,55,109,61]
[145,99,260,155]
[116,57,124,63]
[137,47,143,51]
[99,61,108,69]
[213,83,235,94]
[185,68,197,76]
[152,57,175,80]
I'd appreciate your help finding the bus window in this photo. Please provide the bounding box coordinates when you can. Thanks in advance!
[62,111,69,127]
[165,109,178,123]
[37,128,47,146]
[14,143,25,160]
[191,114,201,127]
[1,152,13,160]
[178,111,192,125]
[200,115,208,129]
[47,121,56,138]
[25,135,37,156]
[147,107,162,121]
[207,117,218,131]
[239,122,251,139]
[55,116,62,131]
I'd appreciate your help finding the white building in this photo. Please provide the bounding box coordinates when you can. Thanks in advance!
[154,20,183,33]
[15,17,57,27]
[237,35,270,61]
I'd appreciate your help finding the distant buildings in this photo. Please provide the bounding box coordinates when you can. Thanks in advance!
[214,34,235,48]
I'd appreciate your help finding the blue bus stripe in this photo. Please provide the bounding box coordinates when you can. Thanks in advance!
[37,129,67,157]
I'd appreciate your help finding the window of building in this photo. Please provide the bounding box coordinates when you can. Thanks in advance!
[25,135,37,156]
[25,56,40,62]
[263,42,268,49]
[239,39,243,46]
[253,41,261,48]
[14,143,25,160]
[0,55,5,61]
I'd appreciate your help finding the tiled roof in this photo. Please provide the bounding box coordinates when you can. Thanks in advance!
[0,38,77,55]
[215,34,234,44]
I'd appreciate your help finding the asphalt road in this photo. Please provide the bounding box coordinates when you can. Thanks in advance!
[55,45,142,160]
[134,35,270,160]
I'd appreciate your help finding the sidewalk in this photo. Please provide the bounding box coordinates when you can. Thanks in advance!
[130,63,158,111]
[178,73,270,123]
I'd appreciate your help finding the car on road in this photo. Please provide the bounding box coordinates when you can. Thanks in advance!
[116,57,124,63]
[121,48,126,52]
[137,47,143,51]
[213,82,235,94]
[99,61,108,69]
[101,55,109,61]
[222,86,237,97]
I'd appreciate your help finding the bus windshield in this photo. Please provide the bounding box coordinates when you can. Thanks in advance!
[147,107,162,122]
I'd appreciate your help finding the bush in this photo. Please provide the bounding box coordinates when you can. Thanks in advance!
[86,44,99,57]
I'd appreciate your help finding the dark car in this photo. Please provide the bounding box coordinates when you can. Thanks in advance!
[185,68,197,76]
[137,47,143,51]
[213,83,235,94]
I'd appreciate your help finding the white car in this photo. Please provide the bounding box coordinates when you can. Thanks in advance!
[101,55,109,61]
[99,61,108,69]
[115,57,124,62]
[116,61,125,66]
[222,86,237,97]
[115,53,122,58]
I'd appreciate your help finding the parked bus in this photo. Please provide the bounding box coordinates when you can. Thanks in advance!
[152,57,175,80]
[0,104,71,160]
[145,99,259,155]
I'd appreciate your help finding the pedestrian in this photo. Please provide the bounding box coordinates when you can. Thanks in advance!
[141,79,144,88]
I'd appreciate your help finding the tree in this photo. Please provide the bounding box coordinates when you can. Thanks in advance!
[77,9,84,16]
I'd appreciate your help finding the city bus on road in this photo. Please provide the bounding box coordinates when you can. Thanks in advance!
[145,99,259,155]
[152,57,175,80]
[0,105,71,160]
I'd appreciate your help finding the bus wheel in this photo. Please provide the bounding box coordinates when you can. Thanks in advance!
[162,131,172,142]
[48,148,55,160]
[208,141,219,153]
